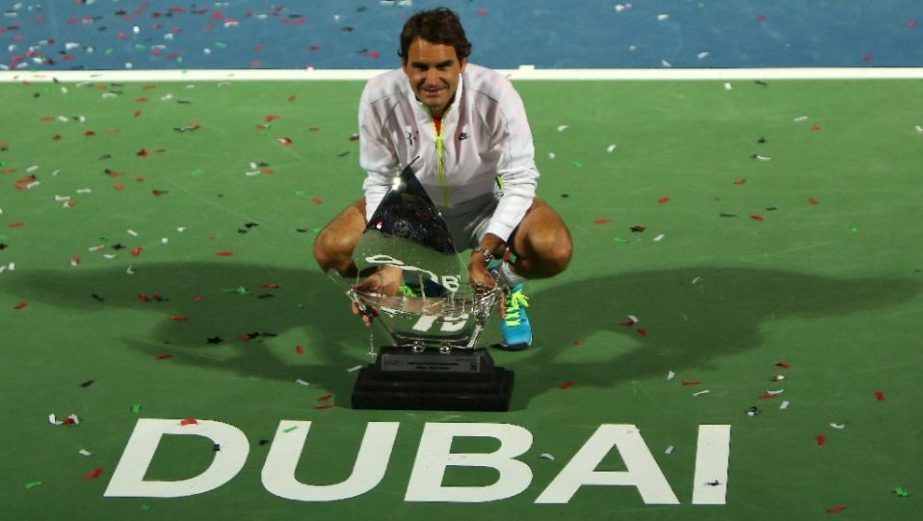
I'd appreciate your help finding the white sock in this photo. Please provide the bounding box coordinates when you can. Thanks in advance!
[499,261,526,287]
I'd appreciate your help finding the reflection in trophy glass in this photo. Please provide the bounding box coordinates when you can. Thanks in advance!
[346,162,501,353]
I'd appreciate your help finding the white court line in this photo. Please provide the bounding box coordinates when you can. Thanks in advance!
[1,67,923,82]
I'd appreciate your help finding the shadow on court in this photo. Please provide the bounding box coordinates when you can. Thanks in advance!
[9,264,920,410]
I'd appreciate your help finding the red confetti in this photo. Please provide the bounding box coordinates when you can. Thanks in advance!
[775,361,792,369]
[313,403,334,409]
[808,197,819,205]
[70,255,80,266]
[558,380,576,390]
[875,390,885,401]
[758,392,778,399]
[909,19,917,29]
[295,344,304,354]
[318,393,334,401]
[276,137,292,146]
[657,196,670,204]
[13,301,28,310]
[135,97,149,103]
[826,504,846,514]
[180,418,198,426]
[155,353,173,360]
[311,196,323,205]
[137,148,148,158]
[265,114,279,122]
[193,295,202,303]
[14,175,36,190]
[810,124,822,132]
[756,14,767,23]
[681,380,701,386]
[593,217,612,225]
[863,54,873,62]
[82,468,104,480]
[573,339,584,346]
[113,183,124,191]
[637,327,647,337]
[816,435,826,446]
[261,283,280,289]
[8,222,25,228]
[215,251,234,256]
[237,334,250,344]
[288,95,297,102]
[477,8,488,16]
[131,246,142,257]
[750,214,764,222]
[168,315,188,321]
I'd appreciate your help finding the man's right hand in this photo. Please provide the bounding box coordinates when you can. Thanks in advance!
[351,265,403,327]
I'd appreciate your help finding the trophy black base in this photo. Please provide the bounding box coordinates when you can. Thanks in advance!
[351,347,514,411]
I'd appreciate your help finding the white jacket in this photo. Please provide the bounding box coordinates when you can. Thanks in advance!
[358,64,539,242]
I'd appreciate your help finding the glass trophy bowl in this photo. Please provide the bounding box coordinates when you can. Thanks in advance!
[338,162,513,411]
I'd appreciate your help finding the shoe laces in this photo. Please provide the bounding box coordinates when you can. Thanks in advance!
[502,287,529,326]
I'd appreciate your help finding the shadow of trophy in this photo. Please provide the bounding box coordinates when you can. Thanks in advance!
[335,163,513,411]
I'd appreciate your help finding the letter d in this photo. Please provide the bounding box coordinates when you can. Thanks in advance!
[104,419,248,498]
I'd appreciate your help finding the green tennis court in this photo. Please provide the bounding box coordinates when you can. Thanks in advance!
[2,77,920,520]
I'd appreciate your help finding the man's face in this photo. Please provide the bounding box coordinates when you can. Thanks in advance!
[402,38,467,118]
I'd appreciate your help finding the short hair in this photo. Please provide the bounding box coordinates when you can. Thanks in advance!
[399,8,472,62]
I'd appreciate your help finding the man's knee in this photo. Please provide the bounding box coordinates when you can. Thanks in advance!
[521,225,572,277]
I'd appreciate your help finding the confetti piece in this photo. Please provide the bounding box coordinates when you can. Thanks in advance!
[594,217,611,225]
[347,365,363,372]
[653,234,665,242]
[775,361,792,369]
[318,393,334,401]
[875,390,885,401]
[216,251,234,256]
[295,345,304,354]
[180,418,198,426]
[826,504,845,514]
[637,327,647,337]
[14,301,28,310]
[131,404,142,414]
[751,154,771,161]
[79,449,92,456]
[657,196,669,204]
[556,125,569,132]
[25,481,43,489]
[780,400,790,410]
[665,446,674,455]
[894,486,909,497]
[283,425,298,433]
[539,453,555,461]
[313,403,334,409]
[295,379,310,386]
[276,137,292,146]
[168,315,188,322]
[746,406,760,417]
[558,380,576,390]
[816,435,826,446]
[757,392,778,399]
[810,124,822,132]
[667,371,675,380]
[630,225,646,233]
[830,423,846,430]
[692,390,711,397]
[809,197,819,205]
[573,339,584,346]
[682,380,701,386]
[606,144,617,153]
[80,379,94,388]
[82,468,104,480]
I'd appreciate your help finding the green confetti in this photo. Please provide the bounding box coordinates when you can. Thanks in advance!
[141,504,152,511]
[131,403,142,414]
[571,161,582,168]
[176,56,183,64]
[294,190,306,197]
[215,42,227,49]
[191,168,204,176]
[0,160,7,166]
[895,486,909,497]
[134,44,148,51]
[849,225,860,233]
[105,48,114,55]
[224,286,251,295]
[283,425,298,433]
[612,237,629,244]
[25,480,43,489]
[311,227,322,234]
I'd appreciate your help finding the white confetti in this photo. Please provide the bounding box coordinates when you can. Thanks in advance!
[76,188,92,194]
[127,229,139,237]
[79,449,93,456]
[667,371,675,380]
[691,276,703,284]
[915,125,923,133]
[295,379,310,386]
[657,14,669,21]
[793,115,809,122]
[556,125,568,133]
[653,234,665,242]
[614,4,632,13]
[26,165,39,173]
[539,453,555,461]
[7,262,14,271]
[547,152,556,159]
[724,82,733,90]
[103,254,117,260]
[752,154,772,161]
[665,445,674,455]
[693,389,711,397]
[830,423,846,430]
[780,400,790,410]
[606,144,617,153]
[766,388,785,395]
[54,195,71,202]
[347,365,364,373]
[126,266,136,275]
[697,51,710,60]
[161,237,168,244]
[661,60,672,68]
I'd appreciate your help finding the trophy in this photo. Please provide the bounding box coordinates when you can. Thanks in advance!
[341,163,514,411]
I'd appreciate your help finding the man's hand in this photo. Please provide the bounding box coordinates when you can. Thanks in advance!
[467,256,497,290]
[351,265,403,327]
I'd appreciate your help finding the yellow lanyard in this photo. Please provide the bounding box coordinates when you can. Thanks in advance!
[434,117,450,206]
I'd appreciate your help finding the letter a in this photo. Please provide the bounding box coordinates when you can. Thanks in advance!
[405,423,533,502]
[262,421,399,501]
[104,419,249,498]
[535,424,679,505]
